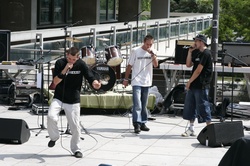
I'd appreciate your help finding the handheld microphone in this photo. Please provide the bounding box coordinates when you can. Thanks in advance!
[66,67,70,75]
[148,50,155,55]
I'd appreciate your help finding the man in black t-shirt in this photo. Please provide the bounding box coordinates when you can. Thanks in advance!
[181,34,213,137]
[47,47,101,158]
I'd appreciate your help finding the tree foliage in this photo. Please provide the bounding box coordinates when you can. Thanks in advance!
[141,0,151,20]
[170,0,250,42]
[171,0,212,13]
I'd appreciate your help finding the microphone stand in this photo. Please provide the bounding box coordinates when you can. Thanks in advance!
[224,51,248,121]
[220,50,226,121]
[62,20,82,57]
[124,10,145,46]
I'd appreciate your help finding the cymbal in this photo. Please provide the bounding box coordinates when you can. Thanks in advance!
[66,37,82,43]
[121,41,132,46]
[97,37,110,41]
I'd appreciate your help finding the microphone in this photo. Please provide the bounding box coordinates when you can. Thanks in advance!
[66,67,71,76]
[148,50,155,55]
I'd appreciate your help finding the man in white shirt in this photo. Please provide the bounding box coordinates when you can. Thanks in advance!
[123,34,158,133]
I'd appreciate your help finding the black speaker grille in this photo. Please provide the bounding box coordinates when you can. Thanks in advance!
[197,121,244,147]
[175,40,196,64]
[0,118,30,144]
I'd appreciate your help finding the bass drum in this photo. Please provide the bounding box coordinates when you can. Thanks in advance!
[91,63,116,91]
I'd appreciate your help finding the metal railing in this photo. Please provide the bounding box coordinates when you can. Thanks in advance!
[10,14,212,58]
[8,13,212,87]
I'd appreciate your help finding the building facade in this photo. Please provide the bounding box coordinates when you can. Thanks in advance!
[0,0,170,31]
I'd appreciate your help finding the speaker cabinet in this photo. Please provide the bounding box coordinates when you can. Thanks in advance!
[0,118,30,144]
[0,30,10,62]
[175,40,194,64]
[197,121,244,147]
[222,42,250,66]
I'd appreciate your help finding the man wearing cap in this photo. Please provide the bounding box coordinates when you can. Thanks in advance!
[181,34,213,137]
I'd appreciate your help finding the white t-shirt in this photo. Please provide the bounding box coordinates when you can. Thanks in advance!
[128,47,156,87]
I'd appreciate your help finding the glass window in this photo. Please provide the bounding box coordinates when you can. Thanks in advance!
[38,0,71,27]
[54,0,64,24]
[100,0,107,21]
[100,0,117,22]
[67,0,72,22]
[108,0,115,20]
[40,0,52,24]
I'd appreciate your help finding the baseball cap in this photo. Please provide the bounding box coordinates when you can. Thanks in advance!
[193,34,208,46]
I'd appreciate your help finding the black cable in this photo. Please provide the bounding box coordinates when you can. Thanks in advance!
[59,114,73,155]
[113,87,127,115]
[80,122,124,140]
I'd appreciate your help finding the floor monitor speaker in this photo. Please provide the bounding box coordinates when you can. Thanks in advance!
[0,118,30,144]
[197,121,244,147]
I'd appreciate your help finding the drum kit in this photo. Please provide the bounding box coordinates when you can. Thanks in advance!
[68,37,124,92]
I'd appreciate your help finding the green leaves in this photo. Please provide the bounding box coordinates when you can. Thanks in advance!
[170,0,250,42]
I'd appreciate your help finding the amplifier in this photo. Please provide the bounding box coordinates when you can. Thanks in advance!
[175,40,194,64]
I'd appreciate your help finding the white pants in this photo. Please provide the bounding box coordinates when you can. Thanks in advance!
[47,99,81,153]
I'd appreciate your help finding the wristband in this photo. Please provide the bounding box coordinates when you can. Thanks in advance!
[58,73,65,79]
[123,78,129,81]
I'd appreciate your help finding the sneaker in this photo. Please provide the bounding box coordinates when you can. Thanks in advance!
[74,151,83,158]
[133,123,141,134]
[48,140,56,147]
[140,123,150,131]
[181,128,196,137]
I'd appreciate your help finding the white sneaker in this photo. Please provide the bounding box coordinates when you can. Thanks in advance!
[181,128,196,137]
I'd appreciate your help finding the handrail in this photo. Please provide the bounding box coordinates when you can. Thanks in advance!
[11,14,212,43]
[9,13,212,62]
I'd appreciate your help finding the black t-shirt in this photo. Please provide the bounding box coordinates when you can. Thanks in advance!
[53,58,95,104]
[190,49,213,89]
